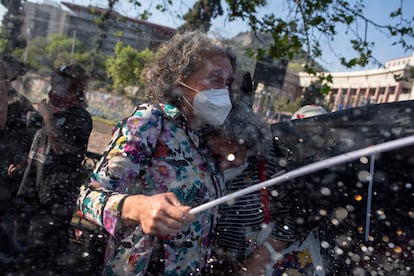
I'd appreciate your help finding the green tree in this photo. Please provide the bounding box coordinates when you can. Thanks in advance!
[300,81,330,108]
[0,37,9,54]
[178,0,223,32]
[114,0,413,75]
[46,34,88,68]
[0,0,26,54]
[89,0,117,77]
[12,34,91,74]
[272,95,302,114]
[12,36,48,72]
[105,41,154,94]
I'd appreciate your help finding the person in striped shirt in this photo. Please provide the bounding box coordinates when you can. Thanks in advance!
[205,102,297,275]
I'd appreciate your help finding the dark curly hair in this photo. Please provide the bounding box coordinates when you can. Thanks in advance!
[141,31,236,104]
[53,64,88,96]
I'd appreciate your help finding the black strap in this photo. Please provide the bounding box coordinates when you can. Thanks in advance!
[147,237,165,275]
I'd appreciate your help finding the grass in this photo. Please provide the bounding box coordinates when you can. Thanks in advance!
[92,116,117,126]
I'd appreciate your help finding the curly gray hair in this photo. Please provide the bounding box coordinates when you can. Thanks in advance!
[141,31,236,103]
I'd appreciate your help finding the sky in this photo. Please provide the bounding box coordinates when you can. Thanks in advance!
[1,0,413,72]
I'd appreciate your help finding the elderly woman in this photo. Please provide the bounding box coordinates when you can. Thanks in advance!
[77,31,234,274]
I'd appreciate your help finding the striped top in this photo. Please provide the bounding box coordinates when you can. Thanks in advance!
[215,148,297,261]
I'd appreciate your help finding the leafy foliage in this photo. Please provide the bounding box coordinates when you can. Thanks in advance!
[300,81,330,108]
[12,34,91,74]
[105,41,154,94]
[272,95,301,114]
[178,0,223,32]
[0,0,26,54]
[1,0,411,98]
[116,0,412,75]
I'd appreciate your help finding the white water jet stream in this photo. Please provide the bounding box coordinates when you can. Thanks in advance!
[190,135,414,215]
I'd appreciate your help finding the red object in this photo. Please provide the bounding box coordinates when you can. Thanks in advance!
[259,156,271,224]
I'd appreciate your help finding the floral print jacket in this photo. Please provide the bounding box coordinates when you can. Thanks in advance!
[77,103,224,275]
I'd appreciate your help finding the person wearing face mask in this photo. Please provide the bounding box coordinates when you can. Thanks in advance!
[12,64,92,273]
[204,100,297,276]
[76,31,234,275]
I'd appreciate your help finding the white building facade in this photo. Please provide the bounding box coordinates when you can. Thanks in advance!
[298,53,414,111]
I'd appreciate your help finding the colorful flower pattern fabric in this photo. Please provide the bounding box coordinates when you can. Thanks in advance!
[272,250,315,275]
[77,103,223,275]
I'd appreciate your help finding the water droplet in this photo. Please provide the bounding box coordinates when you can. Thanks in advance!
[334,246,344,255]
[357,170,371,182]
[270,190,279,197]
[320,187,331,196]
[321,240,330,249]
[393,246,402,254]
[335,207,348,220]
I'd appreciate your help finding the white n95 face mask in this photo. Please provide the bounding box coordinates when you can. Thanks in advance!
[179,81,232,125]
[193,88,232,125]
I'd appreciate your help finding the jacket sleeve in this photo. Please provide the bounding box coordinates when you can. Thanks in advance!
[77,104,163,236]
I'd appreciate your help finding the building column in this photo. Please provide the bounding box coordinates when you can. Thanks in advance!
[383,85,390,103]
[373,85,380,102]
[393,83,401,102]
[364,86,370,102]
[326,90,333,106]
[334,87,343,110]
[343,87,352,109]
[354,86,361,107]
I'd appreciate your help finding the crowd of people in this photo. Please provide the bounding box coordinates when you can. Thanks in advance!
[0,60,92,273]
[0,31,327,275]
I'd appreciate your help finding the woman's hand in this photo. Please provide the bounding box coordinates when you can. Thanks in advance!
[121,192,195,237]
[240,239,288,276]
[8,161,27,177]
[240,246,271,276]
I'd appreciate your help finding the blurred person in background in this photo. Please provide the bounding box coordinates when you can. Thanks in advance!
[13,63,92,273]
[205,75,297,275]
